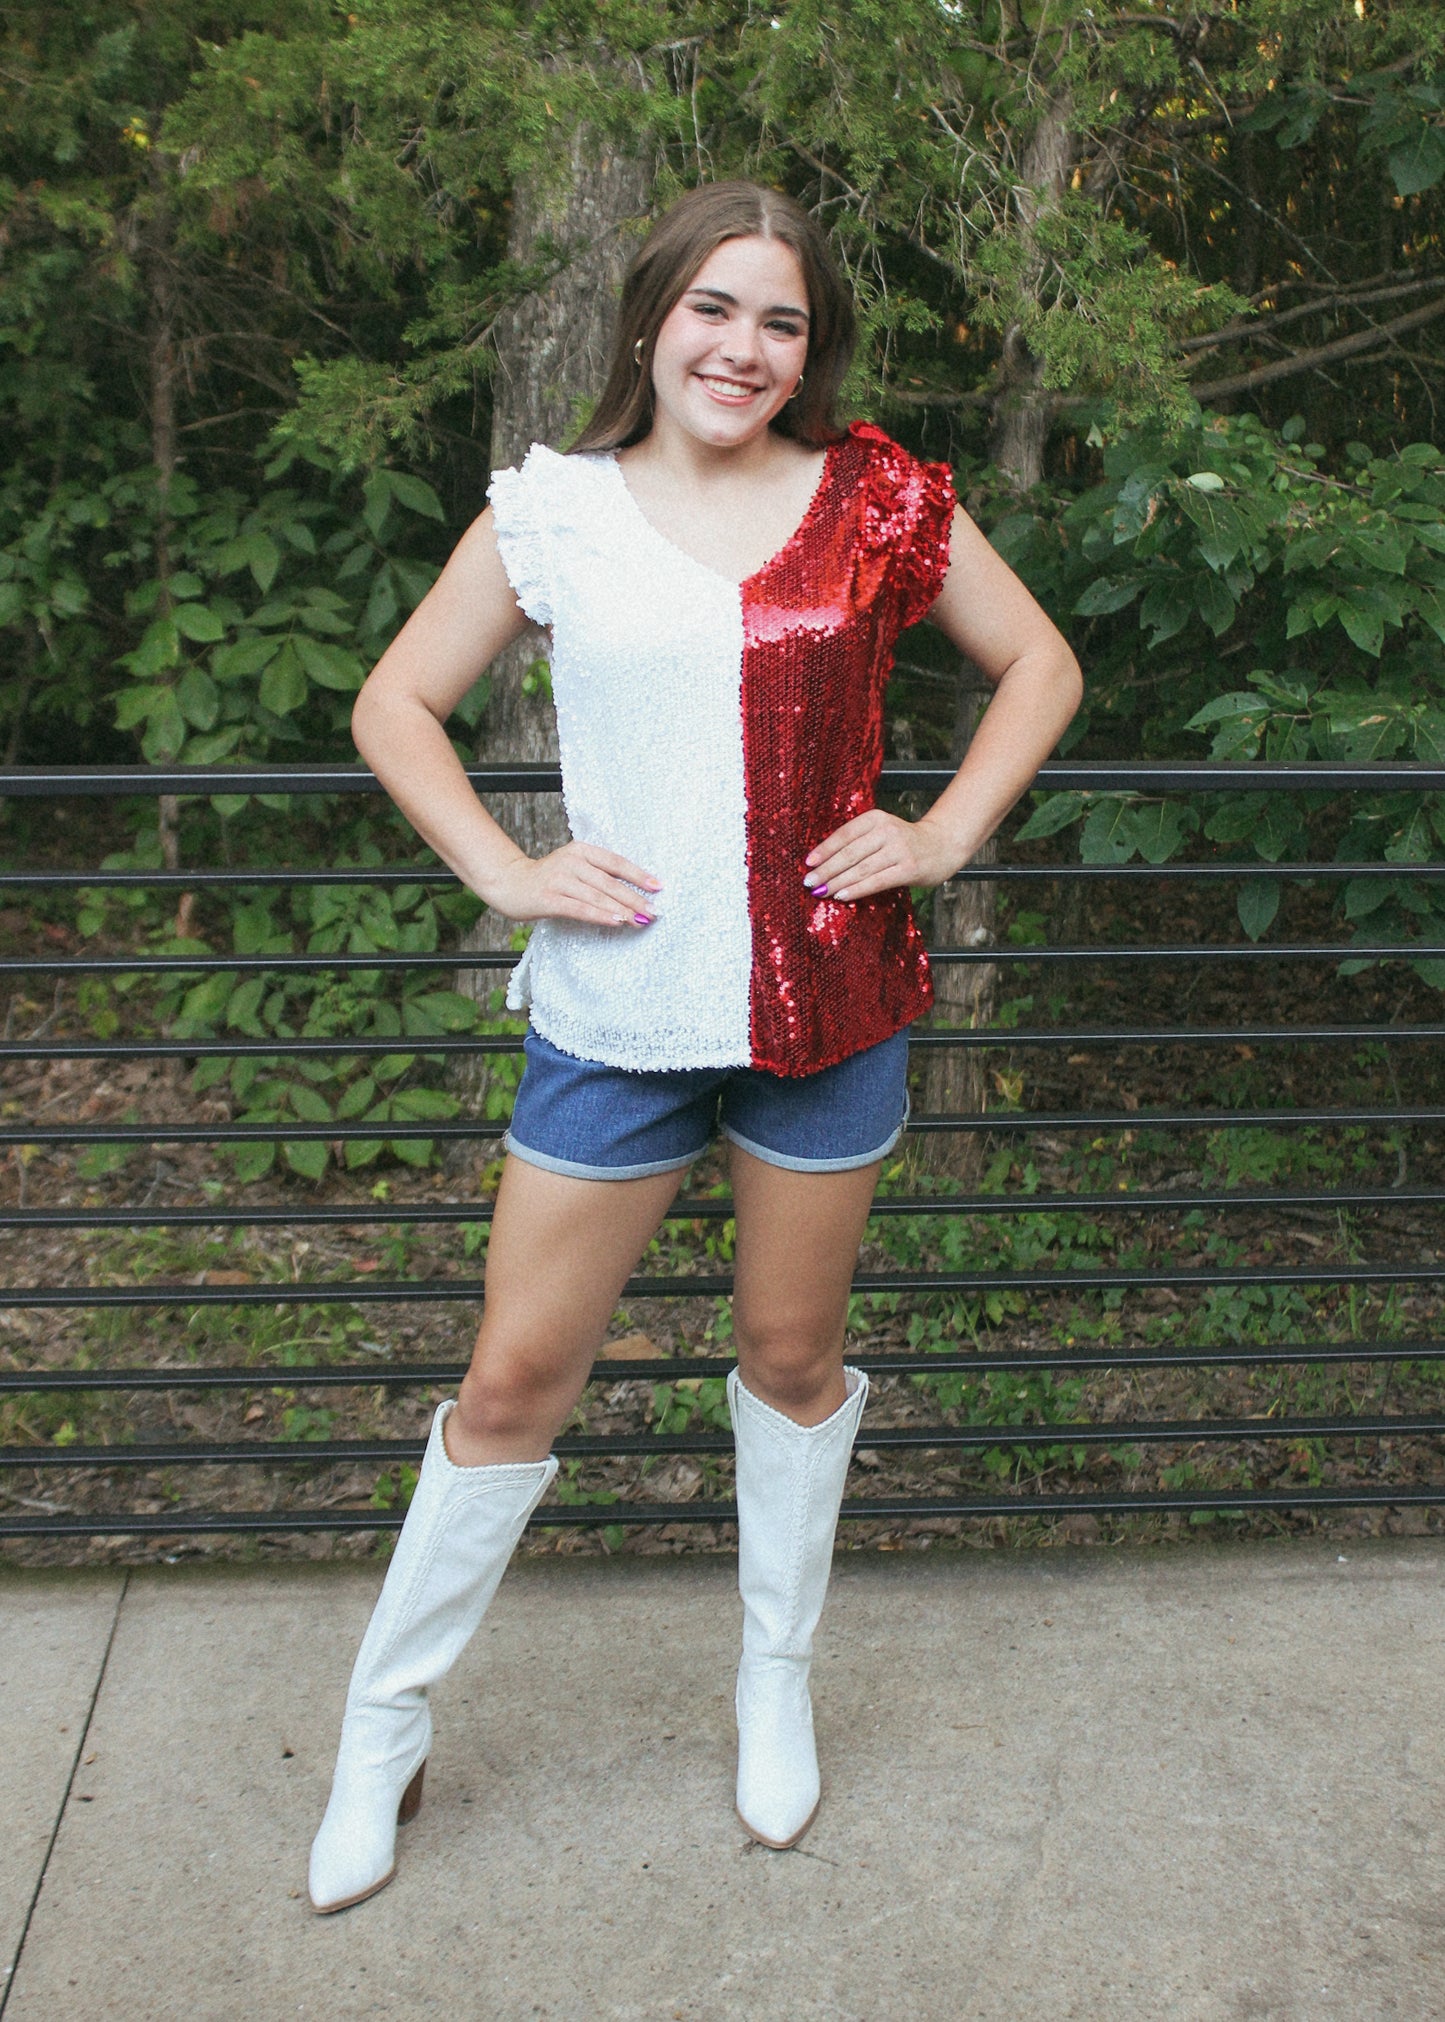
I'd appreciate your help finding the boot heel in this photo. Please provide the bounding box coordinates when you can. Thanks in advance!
[398,1761,425,1826]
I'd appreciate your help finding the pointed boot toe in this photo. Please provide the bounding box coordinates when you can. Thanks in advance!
[308,1760,426,1914]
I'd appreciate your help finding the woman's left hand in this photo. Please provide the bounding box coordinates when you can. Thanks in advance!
[803,809,962,904]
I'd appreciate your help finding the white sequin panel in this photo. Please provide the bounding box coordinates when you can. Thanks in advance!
[495,448,753,1070]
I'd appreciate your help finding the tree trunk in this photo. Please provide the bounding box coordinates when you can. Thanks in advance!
[919,96,1074,1178]
[449,132,650,1138]
[988,100,1074,490]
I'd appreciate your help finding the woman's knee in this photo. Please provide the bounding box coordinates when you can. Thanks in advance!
[733,1312,843,1410]
[455,1352,571,1443]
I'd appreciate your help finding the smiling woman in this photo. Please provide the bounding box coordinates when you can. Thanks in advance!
[309,177,1082,1914]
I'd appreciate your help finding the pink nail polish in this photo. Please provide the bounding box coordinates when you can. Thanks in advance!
[814,884,828,897]
[634,912,652,926]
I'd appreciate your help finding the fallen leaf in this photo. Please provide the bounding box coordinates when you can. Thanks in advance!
[600,1331,662,1359]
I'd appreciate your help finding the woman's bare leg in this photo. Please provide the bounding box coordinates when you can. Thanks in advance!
[728,1144,881,1421]
[446,1153,687,1466]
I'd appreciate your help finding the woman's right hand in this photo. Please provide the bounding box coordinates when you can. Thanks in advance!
[481,842,661,928]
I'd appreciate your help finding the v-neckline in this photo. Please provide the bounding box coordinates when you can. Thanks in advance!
[605,441,837,593]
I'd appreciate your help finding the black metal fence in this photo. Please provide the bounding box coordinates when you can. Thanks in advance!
[2,759,1443,1541]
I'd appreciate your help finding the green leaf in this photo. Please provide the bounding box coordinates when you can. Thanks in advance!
[178,970,234,1028]
[362,472,392,540]
[1080,798,1139,864]
[1413,589,1445,645]
[227,1141,276,1183]
[1015,791,1085,841]
[114,683,163,731]
[405,989,480,1031]
[1186,692,1263,729]
[1385,807,1436,862]
[1195,575,1237,637]
[212,635,282,681]
[126,614,181,675]
[1336,602,1386,657]
[363,569,399,635]
[259,641,307,716]
[336,1077,378,1119]
[226,976,266,1032]
[1185,472,1226,492]
[385,472,445,520]
[1129,801,1195,864]
[1185,692,1265,760]
[1073,577,1140,617]
[1140,579,1191,646]
[1343,875,1391,922]
[244,531,281,593]
[392,1087,460,1120]
[173,602,225,643]
[182,728,241,765]
[140,691,187,762]
[1413,709,1445,763]
[1330,708,1406,761]
[294,634,365,692]
[1389,125,1445,197]
[175,665,219,730]
[1236,878,1280,941]
[288,1084,333,1123]
[281,518,317,557]
[283,1139,329,1180]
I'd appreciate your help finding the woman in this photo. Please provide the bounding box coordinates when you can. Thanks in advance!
[309,180,1081,1913]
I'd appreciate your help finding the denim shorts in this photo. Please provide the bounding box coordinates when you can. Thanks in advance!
[505,1026,911,1181]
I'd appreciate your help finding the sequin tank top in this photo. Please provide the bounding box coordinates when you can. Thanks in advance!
[487,420,955,1077]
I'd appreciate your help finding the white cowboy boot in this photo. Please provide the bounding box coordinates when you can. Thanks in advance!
[727,1364,868,1849]
[308,1401,557,1913]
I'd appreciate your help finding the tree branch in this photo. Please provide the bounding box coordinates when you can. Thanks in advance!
[1191,294,1445,400]
[1179,275,1445,354]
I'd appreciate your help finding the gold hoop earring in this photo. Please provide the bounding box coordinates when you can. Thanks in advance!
[632,337,645,366]
[790,373,805,398]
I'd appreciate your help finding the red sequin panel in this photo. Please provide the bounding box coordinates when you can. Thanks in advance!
[740,422,955,1076]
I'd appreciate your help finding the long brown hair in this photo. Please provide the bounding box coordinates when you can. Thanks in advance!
[569,181,855,455]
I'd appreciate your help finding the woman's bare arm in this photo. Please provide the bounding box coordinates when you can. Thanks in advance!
[803,504,1082,902]
[351,508,659,927]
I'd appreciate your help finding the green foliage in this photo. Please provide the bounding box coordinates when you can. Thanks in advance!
[99,455,447,767]
[1001,411,1445,974]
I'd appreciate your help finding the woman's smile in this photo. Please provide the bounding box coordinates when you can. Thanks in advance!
[695,371,766,404]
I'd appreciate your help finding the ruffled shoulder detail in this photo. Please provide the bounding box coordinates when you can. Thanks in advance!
[487,443,564,628]
[846,421,957,628]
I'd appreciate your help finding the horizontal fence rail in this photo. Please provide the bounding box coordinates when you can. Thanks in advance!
[2,761,1444,1543]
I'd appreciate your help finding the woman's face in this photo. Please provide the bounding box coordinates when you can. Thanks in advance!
[646,234,811,450]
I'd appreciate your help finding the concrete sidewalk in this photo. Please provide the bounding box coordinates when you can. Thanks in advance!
[2,1541,1443,2022]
